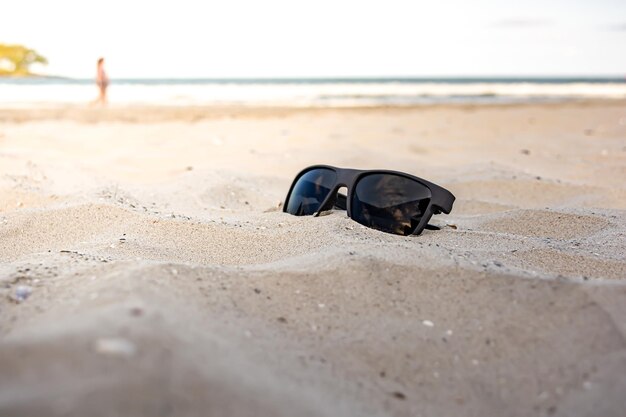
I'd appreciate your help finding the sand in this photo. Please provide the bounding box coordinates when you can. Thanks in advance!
[0,102,625,417]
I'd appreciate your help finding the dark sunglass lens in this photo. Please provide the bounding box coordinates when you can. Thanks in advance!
[352,173,431,235]
[286,168,337,215]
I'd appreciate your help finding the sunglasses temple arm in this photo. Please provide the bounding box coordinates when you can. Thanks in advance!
[424,224,441,231]
[334,192,347,210]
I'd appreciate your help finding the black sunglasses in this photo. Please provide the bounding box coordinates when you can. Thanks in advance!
[283,165,455,236]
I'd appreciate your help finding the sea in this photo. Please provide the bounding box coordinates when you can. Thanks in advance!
[0,77,625,107]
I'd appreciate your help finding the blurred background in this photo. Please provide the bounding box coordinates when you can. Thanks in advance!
[0,0,625,106]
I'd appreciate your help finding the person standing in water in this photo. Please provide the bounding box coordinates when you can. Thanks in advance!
[95,57,109,105]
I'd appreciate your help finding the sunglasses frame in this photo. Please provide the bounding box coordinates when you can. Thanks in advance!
[283,164,455,236]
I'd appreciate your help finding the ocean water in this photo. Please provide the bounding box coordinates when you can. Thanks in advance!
[0,77,625,107]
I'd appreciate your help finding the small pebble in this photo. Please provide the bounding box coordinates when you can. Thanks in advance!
[11,285,32,302]
[391,391,406,400]
[94,337,136,357]
[422,320,434,327]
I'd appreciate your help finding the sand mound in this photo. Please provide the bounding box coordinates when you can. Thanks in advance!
[450,179,626,210]
[480,209,611,240]
[2,258,625,416]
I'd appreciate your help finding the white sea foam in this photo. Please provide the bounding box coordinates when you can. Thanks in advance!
[0,80,624,107]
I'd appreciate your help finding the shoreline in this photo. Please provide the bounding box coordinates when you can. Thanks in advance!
[0,98,625,123]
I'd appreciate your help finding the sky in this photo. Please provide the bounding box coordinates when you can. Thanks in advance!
[1,0,625,78]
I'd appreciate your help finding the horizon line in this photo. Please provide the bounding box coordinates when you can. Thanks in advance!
[4,74,626,82]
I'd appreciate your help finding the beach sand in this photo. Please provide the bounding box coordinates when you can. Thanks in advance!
[1,102,625,417]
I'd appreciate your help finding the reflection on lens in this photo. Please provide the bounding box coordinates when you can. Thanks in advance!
[286,168,337,216]
[352,173,431,235]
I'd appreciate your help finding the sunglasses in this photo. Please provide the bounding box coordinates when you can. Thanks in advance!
[283,165,455,236]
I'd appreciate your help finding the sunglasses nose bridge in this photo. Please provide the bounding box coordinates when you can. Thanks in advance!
[332,182,351,201]
[335,168,358,185]
[315,182,350,215]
